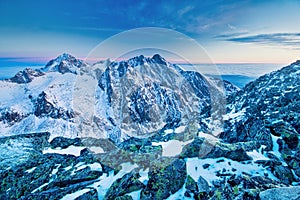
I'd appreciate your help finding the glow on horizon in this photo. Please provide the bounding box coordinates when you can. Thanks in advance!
[1,1,300,64]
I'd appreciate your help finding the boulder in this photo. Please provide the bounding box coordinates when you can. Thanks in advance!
[271,165,295,185]
[105,171,144,200]
[50,137,82,149]
[205,142,252,161]
[141,159,186,199]
[260,186,300,200]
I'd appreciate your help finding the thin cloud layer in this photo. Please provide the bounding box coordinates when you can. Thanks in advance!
[221,33,300,49]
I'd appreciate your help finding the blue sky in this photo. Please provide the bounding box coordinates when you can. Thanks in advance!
[1,0,300,63]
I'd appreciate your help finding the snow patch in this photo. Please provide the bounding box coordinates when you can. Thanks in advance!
[223,108,246,121]
[174,126,186,133]
[152,140,193,157]
[26,167,36,173]
[270,134,281,159]
[50,164,61,177]
[186,157,277,186]
[89,146,105,154]
[75,163,102,172]
[127,189,142,199]
[247,146,269,161]
[138,168,149,185]
[198,132,219,143]
[89,162,138,199]
[164,129,174,134]
[43,145,86,157]
[31,182,49,193]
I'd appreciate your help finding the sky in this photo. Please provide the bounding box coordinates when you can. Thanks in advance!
[1,0,300,64]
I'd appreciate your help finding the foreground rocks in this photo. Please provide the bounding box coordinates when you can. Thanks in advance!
[1,130,300,200]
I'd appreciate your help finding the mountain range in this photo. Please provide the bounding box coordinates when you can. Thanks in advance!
[0,54,299,199]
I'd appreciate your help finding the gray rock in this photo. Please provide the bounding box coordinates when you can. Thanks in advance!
[105,171,144,200]
[185,175,198,194]
[260,186,300,200]
[197,176,209,193]
[272,165,295,185]
[180,137,204,158]
[204,142,252,161]
[50,137,82,149]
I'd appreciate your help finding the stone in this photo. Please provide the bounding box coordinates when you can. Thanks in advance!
[205,142,252,161]
[271,165,295,185]
[105,171,144,200]
[180,137,204,158]
[197,176,209,193]
[260,186,300,200]
[141,159,186,199]
[50,137,82,149]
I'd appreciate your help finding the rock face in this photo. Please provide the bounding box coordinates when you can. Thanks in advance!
[98,54,226,142]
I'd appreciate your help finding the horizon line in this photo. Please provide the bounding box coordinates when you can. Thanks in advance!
[0,56,290,66]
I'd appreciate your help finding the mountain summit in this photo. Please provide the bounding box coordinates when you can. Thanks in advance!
[41,53,88,74]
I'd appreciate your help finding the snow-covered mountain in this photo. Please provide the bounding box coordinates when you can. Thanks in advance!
[0,53,236,142]
[1,55,300,200]
[41,53,89,74]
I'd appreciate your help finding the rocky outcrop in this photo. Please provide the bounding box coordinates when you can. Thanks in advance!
[0,109,28,125]
[105,171,144,199]
[32,91,74,120]
[50,137,83,149]
[141,159,186,199]
[0,133,102,200]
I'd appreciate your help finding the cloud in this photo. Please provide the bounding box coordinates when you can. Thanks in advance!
[215,32,249,38]
[177,5,194,17]
[221,33,300,47]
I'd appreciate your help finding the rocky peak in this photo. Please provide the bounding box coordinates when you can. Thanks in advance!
[127,55,146,67]
[151,54,167,65]
[291,60,300,66]
[41,53,88,74]
[8,68,45,84]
